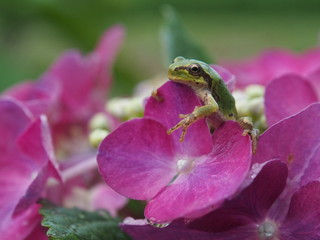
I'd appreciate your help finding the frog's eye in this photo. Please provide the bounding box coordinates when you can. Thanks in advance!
[189,64,201,74]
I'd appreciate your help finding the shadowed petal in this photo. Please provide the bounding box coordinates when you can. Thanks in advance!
[144,121,251,222]
[145,81,213,157]
[253,103,320,220]
[265,74,318,126]
[281,181,320,239]
[97,118,176,201]
[188,161,287,233]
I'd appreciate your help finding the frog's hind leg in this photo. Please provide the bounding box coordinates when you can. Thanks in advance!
[238,117,260,154]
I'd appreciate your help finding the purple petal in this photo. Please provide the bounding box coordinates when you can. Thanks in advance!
[97,118,176,200]
[188,161,287,233]
[253,103,320,220]
[281,181,320,239]
[145,81,213,157]
[122,217,256,240]
[144,121,251,222]
[265,74,318,126]
[122,218,217,240]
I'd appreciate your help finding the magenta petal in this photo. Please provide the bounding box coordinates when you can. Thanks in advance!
[188,161,287,233]
[253,103,320,183]
[145,81,213,157]
[281,181,320,239]
[253,103,320,220]
[17,115,61,181]
[145,121,251,222]
[265,74,318,126]
[97,118,176,200]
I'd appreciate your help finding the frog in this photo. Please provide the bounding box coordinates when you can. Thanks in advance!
[166,56,259,153]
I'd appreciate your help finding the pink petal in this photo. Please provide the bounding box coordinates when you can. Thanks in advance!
[301,47,320,74]
[145,121,251,222]
[281,181,320,239]
[265,74,318,126]
[17,115,61,181]
[3,75,61,117]
[97,118,176,200]
[222,49,299,88]
[0,98,32,148]
[93,25,125,91]
[0,204,42,240]
[48,50,97,113]
[90,183,128,217]
[145,81,213,157]
[307,67,320,99]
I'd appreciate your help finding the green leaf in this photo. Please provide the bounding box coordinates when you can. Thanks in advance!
[40,203,131,240]
[161,5,212,65]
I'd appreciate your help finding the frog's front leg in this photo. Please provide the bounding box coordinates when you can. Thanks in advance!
[238,117,259,154]
[167,91,219,142]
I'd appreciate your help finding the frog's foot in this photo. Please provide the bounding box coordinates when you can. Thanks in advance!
[167,113,197,142]
[243,128,259,154]
[238,117,260,154]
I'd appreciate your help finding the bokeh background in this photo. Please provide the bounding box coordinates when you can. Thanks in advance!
[1,0,320,95]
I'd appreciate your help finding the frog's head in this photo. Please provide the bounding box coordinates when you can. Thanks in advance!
[168,56,219,90]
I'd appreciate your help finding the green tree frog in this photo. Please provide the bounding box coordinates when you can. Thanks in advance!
[166,56,259,153]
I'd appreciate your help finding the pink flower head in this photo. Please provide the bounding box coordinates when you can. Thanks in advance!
[97,81,252,224]
[0,98,60,239]
[3,25,124,148]
[223,48,320,88]
[122,103,320,239]
[46,25,124,126]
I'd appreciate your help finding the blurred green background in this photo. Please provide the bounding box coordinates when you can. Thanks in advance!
[1,0,320,95]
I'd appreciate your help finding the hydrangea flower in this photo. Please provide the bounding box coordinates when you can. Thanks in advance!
[3,25,124,155]
[121,103,320,239]
[223,48,320,88]
[98,81,252,224]
[0,98,60,239]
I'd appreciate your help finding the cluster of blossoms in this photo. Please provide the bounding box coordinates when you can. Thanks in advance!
[0,25,128,239]
[1,23,320,240]
[98,49,320,239]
